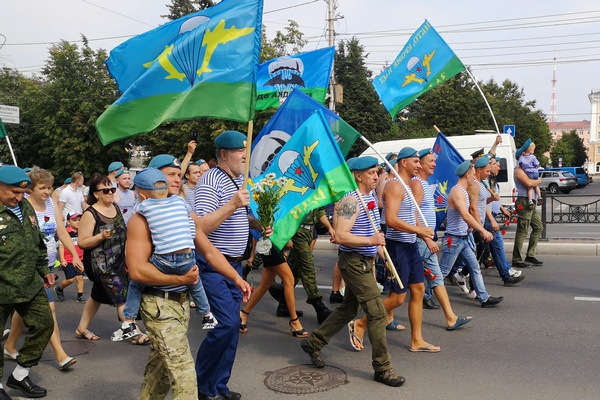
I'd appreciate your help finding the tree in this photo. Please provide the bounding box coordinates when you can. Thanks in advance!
[550,130,587,167]
[162,0,214,19]
[334,38,392,156]
[260,20,307,62]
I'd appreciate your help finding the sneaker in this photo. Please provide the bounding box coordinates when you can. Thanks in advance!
[482,257,495,269]
[528,200,535,210]
[374,369,406,387]
[536,198,543,206]
[76,295,87,303]
[509,268,522,278]
[454,272,469,294]
[190,301,196,308]
[201,312,219,330]
[54,287,65,302]
[110,322,139,342]
[329,291,343,304]
[466,290,478,300]
[503,275,525,286]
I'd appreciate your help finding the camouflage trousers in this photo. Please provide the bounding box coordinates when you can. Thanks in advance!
[0,288,53,379]
[287,227,323,301]
[139,292,197,400]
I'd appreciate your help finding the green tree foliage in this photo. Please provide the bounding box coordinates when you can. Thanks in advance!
[334,38,392,156]
[550,130,587,167]
[162,0,214,19]
[260,20,307,62]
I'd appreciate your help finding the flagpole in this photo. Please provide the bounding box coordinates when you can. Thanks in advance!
[243,120,254,188]
[5,135,18,166]
[465,68,500,134]
[359,135,431,230]
[354,190,403,289]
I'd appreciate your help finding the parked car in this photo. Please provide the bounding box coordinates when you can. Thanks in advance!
[540,170,577,194]
[545,167,588,188]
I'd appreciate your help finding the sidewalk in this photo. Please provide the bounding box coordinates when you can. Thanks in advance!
[314,236,600,256]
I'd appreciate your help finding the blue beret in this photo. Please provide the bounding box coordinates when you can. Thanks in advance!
[348,156,378,171]
[196,159,206,166]
[385,152,395,161]
[515,138,532,159]
[108,161,124,173]
[215,130,247,150]
[387,158,399,171]
[64,177,72,185]
[474,155,490,168]
[455,160,472,177]
[148,154,181,170]
[346,157,358,170]
[115,169,129,179]
[397,147,419,160]
[418,148,432,158]
[0,165,31,188]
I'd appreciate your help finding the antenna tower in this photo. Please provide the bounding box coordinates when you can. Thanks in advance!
[550,52,557,122]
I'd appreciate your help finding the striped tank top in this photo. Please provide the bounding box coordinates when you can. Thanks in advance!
[411,176,436,228]
[385,179,416,243]
[339,191,381,257]
[445,185,469,236]
[476,178,490,225]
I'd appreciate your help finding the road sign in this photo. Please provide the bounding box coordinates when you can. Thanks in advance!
[558,157,562,167]
[503,125,515,137]
[0,105,20,124]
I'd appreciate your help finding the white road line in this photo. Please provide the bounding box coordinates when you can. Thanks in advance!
[574,297,600,302]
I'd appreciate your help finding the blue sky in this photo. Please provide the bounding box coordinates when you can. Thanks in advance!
[1,0,599,123]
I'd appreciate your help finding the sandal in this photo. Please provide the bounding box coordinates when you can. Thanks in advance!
[75,328,99,341]
[131,333,150,345]
[240,309,249,334]
[289,317,308,338]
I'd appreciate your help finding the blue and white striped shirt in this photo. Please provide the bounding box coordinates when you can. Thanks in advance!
[195,167,249,257]
[411,176,436,228]
[385,179,417,244]
[339,191,380,257]
[490,182,501,215]
[475,179,490,225]
[446,185,470,236]
[134,196,195,254]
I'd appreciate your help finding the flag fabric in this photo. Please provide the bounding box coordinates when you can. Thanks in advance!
[429,132,465,231]
[255,46,335,111]
[250,88,360,178]
[372,20,466,119]
[0,118,6,139]
[249,110,357,251]
[96,0,264,145]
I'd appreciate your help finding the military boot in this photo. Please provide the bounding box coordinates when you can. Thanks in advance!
[308,297,332,325]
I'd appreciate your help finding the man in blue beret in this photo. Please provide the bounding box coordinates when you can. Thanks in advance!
[410,148,473,330]
[194,130,259,400]
[302,156,406,387]
[471,156,525,288]
[107,161,124,188]
[438,161,505,308]
[0,165,55,399]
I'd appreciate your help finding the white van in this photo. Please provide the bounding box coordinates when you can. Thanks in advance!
[360,133,517,206]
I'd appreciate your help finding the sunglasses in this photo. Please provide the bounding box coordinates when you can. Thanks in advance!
[96,187,117,194]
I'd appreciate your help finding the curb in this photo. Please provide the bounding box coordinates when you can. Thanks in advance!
[314,237,600,256]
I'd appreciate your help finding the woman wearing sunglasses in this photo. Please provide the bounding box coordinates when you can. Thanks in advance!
[73,175,149,345]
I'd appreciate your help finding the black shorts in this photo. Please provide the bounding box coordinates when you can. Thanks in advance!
[262,248,287,268]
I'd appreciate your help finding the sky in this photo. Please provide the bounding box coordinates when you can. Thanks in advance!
[1,0,599,126]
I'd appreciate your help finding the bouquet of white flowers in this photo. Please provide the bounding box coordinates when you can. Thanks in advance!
[251,173,288,255]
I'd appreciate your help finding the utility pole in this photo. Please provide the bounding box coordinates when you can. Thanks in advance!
[327,0,336,112]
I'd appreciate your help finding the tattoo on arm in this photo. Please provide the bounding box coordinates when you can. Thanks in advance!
[337,201,357,220]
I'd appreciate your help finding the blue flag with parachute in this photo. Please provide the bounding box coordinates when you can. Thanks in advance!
[429,131,465,231]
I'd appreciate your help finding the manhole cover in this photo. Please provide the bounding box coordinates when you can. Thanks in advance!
[264,364,347,394]
[41,340,95,361]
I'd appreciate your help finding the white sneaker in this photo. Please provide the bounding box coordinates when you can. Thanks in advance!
[111,322,139,341]
[201,312,219,330]
[2,328,10,343]
[454,272,470,294]
[509,268,522,278]
[466,290,478,300]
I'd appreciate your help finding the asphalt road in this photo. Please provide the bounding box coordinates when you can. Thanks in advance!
[3,249,600,400]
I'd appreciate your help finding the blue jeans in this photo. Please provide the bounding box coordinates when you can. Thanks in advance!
[123,251,210,320]
[416,238,444,301]
[439,233,490,303]
[484,219,511,281]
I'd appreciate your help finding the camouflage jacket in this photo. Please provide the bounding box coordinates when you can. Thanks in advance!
[301,208,326,226]
[0,200,49,304]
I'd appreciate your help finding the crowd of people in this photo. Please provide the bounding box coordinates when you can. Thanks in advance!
[0,133,544,399]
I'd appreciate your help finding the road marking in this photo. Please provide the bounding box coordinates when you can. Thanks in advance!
[574,297,600,302]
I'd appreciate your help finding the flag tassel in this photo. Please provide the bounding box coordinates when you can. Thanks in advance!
[355,190,403,289]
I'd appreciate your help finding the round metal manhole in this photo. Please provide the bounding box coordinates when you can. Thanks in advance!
[41,340,95,361]
[264,364,348,394]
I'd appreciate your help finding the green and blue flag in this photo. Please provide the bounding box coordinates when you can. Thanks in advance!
[0,118,6,139]
[249,110,357,250]
[430,132,465,231]
[373,20,466,119]
[96,0,264,145]
[250,88,360,178]
[255,46,335,111]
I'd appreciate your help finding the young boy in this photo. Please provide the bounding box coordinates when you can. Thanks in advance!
[55,213,86,303]
[516,138,542,208]
[118,167,216,339]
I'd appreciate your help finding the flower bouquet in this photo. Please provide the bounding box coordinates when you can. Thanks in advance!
[251,173,288,255]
